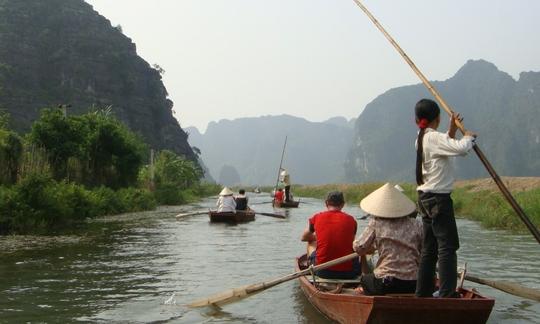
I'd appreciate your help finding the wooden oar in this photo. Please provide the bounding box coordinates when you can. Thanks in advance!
[465,274,540,302]
[253,211,286,219]
[175,211,208,219]
[188,253,358,308]
[352,0,540,244]
[250,201,273,205]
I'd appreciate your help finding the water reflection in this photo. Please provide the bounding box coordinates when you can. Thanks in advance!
[0,194,539,323]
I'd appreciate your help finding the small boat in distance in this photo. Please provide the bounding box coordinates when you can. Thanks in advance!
[295,254,494,324]
[209,210,255,223]
[273,200,300,208]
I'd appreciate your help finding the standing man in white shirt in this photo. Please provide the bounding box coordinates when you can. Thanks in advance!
[280,168,292,202]
[413,98,476,298]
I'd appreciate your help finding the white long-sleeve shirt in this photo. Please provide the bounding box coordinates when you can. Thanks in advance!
[216,196,236,212]
[416,128,474,193]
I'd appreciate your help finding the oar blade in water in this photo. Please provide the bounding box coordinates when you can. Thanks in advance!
[465,274,540,302]
[175,211,208,219]
[187,253,358,308]
[188,284,254,308]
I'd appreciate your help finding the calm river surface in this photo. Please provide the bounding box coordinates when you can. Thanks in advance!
[1,194,539,323]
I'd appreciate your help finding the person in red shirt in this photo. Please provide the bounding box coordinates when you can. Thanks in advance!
[301,191,360,279]
[274,188,284,204]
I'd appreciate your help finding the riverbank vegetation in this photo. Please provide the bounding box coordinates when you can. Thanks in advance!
[293,180,540,233]
[0,108,217,235]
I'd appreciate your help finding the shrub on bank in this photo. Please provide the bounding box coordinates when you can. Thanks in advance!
[153,182,220,205]
[0,173,157,234]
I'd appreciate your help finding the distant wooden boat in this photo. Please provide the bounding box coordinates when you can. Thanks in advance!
[209,210,255,223]
[296,255,494,324]
[273,199,300,208]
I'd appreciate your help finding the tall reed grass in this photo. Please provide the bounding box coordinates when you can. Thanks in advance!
[293,183,540,233]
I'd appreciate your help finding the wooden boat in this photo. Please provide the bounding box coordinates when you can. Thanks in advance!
[209,209,255,223]
[296,255,494,324]
[273,199,300,208]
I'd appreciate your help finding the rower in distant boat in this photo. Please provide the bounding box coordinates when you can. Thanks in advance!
[234,189,249,211]
[279,168,292,202]
[216,187,236,212]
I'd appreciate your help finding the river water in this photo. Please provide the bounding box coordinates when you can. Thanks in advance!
[1,194,539,323]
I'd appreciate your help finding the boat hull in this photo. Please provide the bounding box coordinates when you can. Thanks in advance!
[273,200,300,208]
[296,255,494,324]
[209,210,255,223]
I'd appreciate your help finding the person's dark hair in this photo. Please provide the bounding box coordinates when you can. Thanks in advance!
[415,99,440,185]
[326,191,345,206]
[239,189,245,194]
[277,188,283,192]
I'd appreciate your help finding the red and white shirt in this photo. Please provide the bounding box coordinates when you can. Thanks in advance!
[309,210,357,272]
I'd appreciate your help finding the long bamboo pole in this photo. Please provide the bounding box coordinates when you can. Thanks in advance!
[274,136,288,192]
[352,0,540,244]
[188,253,358,307]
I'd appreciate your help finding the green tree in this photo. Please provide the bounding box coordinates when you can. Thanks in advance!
[28,108,87,180]
[154,150,201,189]
[141,150,202,204]
[78,109,146,188]
[0,112,23,185]
[28,108,146,188]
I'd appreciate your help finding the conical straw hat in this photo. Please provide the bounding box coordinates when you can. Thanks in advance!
[360,183,416,218]
[219,187,233,196]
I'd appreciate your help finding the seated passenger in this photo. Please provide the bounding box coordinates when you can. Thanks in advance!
[301,191,360,279]
[235,189,249,211]
[274,188,284,204]
[353,183,422,295]
[216,187,236,212]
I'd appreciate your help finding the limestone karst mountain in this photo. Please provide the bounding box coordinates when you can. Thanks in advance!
[345,59,540,182]
[0,0,195,159]
[185,115,354,185]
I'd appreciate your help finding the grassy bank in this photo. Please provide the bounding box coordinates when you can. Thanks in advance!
[292,181,540,233]
[0,173,221,235]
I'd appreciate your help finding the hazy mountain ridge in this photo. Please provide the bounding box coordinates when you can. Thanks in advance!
[345,59,540,182]
[0,0,195,159]
[185,115,355,185]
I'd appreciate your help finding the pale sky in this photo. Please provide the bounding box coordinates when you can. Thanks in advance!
[86,0,540,131]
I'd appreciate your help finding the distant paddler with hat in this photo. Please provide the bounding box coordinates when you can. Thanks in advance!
[216,187,236,212]
[353,183,423,296]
